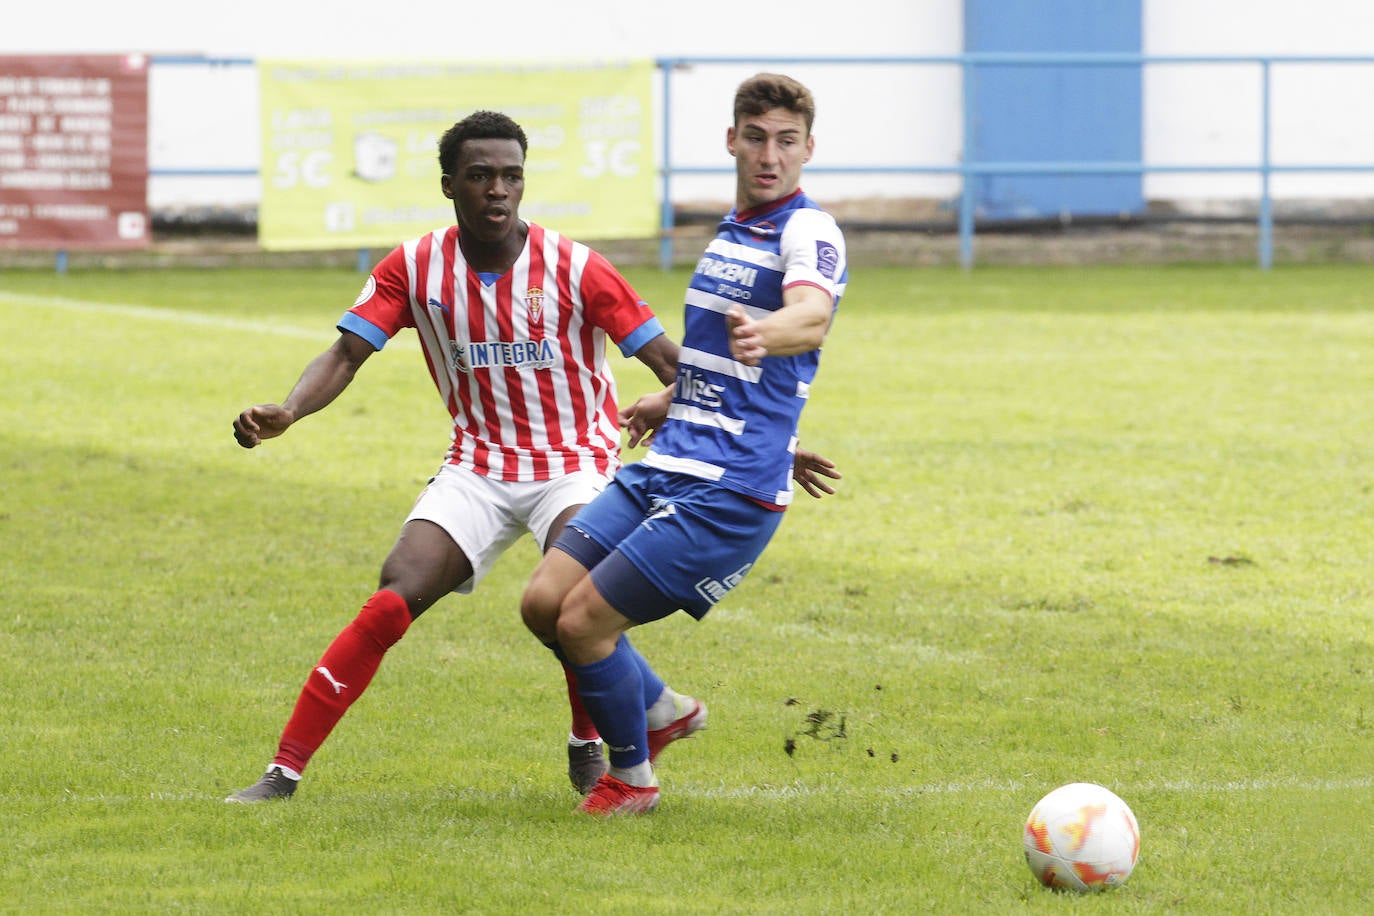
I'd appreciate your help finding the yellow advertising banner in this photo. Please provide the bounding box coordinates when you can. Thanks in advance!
[257,60,656,251]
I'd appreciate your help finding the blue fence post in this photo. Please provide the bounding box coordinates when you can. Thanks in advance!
[55,249,68,275]
[1258,59,1274,271]
[959,57,977,270]
[658,60,676,271]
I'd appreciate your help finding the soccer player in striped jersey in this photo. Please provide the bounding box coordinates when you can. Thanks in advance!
[521,73,847,815]
[226,110,839,804]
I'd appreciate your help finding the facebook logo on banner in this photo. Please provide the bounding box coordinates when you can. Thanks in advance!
[815,241,839,280]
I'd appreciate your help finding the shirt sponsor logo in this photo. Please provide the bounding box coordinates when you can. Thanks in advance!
[676,366,725,409]
[695,256,759,288]
[452,338,558,372]
[816,241,839,280]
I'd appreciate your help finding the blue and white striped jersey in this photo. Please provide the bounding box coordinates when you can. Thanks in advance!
[643,190,847,506]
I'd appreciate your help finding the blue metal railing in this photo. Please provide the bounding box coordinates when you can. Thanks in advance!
[656,54,1374,270]
[140,54,1374,271]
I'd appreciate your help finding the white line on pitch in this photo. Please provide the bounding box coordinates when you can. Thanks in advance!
[27,773,1373,805]
[0,291,425,348]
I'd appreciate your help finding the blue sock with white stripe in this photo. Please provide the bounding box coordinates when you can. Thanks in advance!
[550,635,665,713]
[624,635,665,711]
[571,635,650,772]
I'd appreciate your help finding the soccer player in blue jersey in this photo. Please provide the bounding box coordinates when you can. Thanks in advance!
[520,72,847,815]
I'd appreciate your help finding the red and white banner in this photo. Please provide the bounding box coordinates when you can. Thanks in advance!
[0,54,150,251]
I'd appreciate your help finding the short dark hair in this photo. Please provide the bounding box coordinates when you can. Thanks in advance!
[733,73,815,134]
[438,111,529,174]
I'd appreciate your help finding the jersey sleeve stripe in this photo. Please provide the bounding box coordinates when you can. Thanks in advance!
[337,311,388,350]
[617,316,666,357]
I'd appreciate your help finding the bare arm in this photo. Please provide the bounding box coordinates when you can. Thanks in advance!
[726,285,841,496]
[232,331,375,448]
[726,283,834,366]
[632,332,680,386]
[614,332,680,448]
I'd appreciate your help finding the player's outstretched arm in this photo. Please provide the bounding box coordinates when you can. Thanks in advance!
[725,287,832,367]
[232,331,374,449]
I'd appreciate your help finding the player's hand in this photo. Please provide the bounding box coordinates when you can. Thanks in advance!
[726,304,767,366]
[792,447,842,499]
[233,404,295,449]
[618,387,673,449]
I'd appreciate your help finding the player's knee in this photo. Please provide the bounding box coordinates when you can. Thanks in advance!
[354,589,412,648]
[519,574,560,642]
[553,592,599,650]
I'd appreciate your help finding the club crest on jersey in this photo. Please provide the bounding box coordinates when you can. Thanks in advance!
[524,287,545,324]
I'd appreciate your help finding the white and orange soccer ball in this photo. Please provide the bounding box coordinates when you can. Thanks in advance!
[1023,782,1140,892]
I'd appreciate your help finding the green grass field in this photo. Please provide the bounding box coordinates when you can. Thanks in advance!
[2,263,1372,913]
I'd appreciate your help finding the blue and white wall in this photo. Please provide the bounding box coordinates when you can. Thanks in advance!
[7,0,1374,213]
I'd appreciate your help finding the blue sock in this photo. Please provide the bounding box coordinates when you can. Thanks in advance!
[571,637,649,769]
[552,637,666,712]
[619,635,666,710]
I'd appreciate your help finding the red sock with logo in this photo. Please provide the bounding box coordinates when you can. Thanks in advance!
[272,589,412,773]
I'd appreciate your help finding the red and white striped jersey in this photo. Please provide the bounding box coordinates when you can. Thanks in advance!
[342,221,663,481]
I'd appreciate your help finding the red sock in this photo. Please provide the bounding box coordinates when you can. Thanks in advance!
[563,662,600,742]
[273,589,412,773]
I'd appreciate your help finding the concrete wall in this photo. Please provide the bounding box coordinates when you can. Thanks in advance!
[6,0,1374,214]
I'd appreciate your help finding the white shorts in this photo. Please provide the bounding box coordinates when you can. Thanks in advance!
[405,464,612,594]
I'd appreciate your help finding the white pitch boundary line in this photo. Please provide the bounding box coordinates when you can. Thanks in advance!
[679,773,1374,799]
[34,774,1374,805]
[0,290,419,351]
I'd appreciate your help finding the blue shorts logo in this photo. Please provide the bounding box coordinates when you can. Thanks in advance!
[693,562,754,606]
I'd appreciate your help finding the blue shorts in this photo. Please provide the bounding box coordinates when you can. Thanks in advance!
[553,462,784,622]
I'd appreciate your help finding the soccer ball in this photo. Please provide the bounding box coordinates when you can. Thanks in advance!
[1023,782,1140,892]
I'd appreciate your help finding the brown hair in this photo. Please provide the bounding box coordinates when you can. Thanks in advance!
[733,73,815,134]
